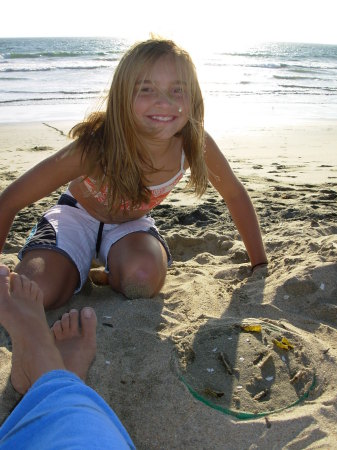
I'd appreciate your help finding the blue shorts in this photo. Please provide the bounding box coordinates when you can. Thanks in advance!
[18,191,172,293]
[0,370,135,449]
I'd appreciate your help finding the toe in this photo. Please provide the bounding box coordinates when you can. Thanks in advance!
[20,274,32,297]
[69,309,80,335]
[9,272,23,295]
[80,307,97,340]
[52,320,63,340]
[60,313,70,333]
[36,288,44,305]
[29,280,44,304]
[0,265,10,297]
[0,265,10,277]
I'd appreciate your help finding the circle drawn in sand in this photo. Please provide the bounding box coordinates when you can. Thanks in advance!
[174,319,316,419]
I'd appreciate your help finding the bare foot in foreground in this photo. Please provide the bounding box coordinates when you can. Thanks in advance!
[0,265,65,394]
[52,308,97,381]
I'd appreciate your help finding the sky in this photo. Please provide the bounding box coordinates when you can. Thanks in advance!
[2,0,337,48]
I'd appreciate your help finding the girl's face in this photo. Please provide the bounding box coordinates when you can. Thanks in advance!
[132,55,190,140]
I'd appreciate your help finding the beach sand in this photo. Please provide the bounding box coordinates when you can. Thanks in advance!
[0,120,336,449]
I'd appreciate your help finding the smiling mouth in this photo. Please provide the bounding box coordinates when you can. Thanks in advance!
[148,115,176,122]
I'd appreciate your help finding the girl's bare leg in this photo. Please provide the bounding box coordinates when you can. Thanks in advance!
[15,249,80,309]
[107,232,167,299]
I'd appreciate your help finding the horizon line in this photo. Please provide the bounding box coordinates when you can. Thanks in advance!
[0,36,337,47]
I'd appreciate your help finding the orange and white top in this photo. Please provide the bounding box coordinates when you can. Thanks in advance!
[82,150,186,211]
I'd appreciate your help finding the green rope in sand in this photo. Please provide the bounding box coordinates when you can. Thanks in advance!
[178,321,317,420]
[180,373,316,420]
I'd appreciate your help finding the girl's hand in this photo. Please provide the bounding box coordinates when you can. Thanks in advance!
[251,262,268,276]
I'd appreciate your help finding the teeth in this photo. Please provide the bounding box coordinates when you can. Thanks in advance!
[151,116,173,122]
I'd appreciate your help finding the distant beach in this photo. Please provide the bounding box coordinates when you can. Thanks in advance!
[0,38,337,449]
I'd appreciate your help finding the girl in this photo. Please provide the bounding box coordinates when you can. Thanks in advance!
[0,38,267,309]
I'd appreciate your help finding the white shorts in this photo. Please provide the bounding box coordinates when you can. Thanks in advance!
[18,192,172,293]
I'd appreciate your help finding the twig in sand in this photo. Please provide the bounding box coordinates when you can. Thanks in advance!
[218,352,233,375]
[257,352,273,369]
[253,388,269,401]
[42,122,66,136]
[265,416,272,428]
[290,370,305,384]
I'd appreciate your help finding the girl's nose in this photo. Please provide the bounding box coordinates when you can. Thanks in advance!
[154,90,173,106]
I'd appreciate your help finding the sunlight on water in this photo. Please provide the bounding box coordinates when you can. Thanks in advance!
[0,38,337,125]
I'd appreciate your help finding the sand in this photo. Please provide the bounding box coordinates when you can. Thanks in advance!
[0,120,336,449]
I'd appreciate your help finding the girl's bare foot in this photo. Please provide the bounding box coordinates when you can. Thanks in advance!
[52,307,97,381]
[0,265,65,394]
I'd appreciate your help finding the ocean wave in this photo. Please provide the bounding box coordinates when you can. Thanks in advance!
[1,64,114,73]
[3,51,123,59]
[205,61,321,71]
[279,84,337,92]
[206,87,336,97]
[94,57,120,62]
[0,95,96,105]
[248,62,289,69]
[0,76,29,81]
[273,75,321,81]
[3,89,101,95]
[288,66,337,74]
[205,61,288,69]
[206,60,337,73]
[247,63,324,71]
[217,42,337,60]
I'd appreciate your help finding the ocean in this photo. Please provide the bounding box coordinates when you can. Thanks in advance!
[0,37,337,132]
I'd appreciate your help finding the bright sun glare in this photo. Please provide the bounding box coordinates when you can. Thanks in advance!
[1,0,337,46]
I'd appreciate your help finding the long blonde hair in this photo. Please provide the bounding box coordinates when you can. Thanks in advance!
[70,38,208,212]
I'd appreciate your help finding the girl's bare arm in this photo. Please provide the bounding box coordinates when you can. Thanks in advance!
[204,133,267,268]
[0,141,84,252]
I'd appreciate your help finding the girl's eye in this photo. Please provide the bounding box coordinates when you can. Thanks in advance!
[172,86,185,97]
[139,85,154,95]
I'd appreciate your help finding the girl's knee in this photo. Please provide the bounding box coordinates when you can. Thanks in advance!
[15,251,79,309]
[108,252,166,299]
[107,232,168,299]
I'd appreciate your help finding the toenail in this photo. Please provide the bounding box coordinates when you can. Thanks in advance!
[0,266,9,276]
[83,307,93,318]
